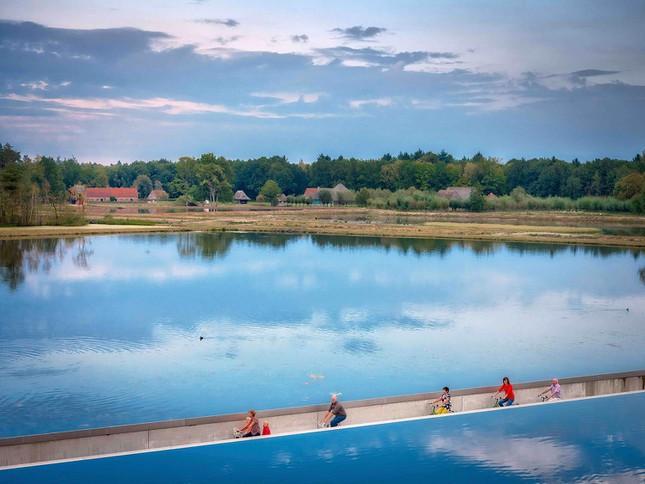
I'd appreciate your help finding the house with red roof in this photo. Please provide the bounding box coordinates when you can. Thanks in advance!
[85,187,138,202]
[303,187,320,202]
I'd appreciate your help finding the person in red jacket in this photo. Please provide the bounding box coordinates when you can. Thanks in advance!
[262,421,271,435]
[493,376,515,406]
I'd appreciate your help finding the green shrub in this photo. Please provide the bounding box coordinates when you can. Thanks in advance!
[319,189,332,205]
[355,188,371,207]
[630,189,645,213]
[467,188,485,212]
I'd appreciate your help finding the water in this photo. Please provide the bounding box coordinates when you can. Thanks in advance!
[2,393,643,483]
[0,233,644,437]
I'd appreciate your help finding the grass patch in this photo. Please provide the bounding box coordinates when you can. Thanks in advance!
[91,216,160,226]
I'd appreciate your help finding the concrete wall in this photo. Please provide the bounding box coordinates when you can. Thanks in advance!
[1,370,643,469]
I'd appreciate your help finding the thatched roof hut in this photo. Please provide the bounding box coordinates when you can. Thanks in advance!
[437,186,473,201]
[234,190,251,204]
[147,189,169,202]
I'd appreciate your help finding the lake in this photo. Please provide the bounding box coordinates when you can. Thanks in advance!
[2,392,643,483]
[0,233,644,436]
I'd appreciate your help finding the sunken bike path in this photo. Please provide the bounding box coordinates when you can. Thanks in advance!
[1,370,643,469]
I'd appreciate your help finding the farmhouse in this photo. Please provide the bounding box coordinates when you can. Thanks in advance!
[233,190,251,204]
[85,187,138,202]
[303,187,320,203]
[303,183,352,204]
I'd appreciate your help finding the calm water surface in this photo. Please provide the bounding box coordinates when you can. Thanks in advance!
[2,393,644,483]
[0,233,644,436]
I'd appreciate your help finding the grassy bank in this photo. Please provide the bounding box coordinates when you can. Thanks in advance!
[90,216,161,226]
[1,204,644,248]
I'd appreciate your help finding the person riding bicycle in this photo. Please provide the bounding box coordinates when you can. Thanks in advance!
[237,410,261,437]
[538,378,561,401]
[320,393,347,428]
[430,386,452,414]
[493,376,515,407]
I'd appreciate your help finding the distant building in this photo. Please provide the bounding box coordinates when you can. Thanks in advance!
[329,183,352,204]
[437,186,473,201]
[234,190,251,204]
[303,183,353,205]
[277,193,288,206]
[147,189,169,202]
[304,187,321,204]
[486,192,497,200]
[85,187,138,202]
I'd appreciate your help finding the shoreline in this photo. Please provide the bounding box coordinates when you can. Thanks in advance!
[1,206,644,248]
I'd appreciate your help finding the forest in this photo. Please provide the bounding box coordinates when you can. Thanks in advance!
[1,142,645,225]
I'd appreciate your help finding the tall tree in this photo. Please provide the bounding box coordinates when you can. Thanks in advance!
[197,163,230,207]
[259,179,282,206]
[133,174,153,199]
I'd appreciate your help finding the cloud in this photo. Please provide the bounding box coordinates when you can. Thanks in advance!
[349,97,392,109]
[20,80,48,90]
[332,25,386,41]
[570,69,620,78]
[0,20,170,61]
[339,308,369,323]
[19,80,72,91]
[568,69,622,87]
[528,69,623,90]
[291,34,309,43]
[195,18,239,27]
[2,20,644,161]
[427,433,581,479]
[2,93,284,118]
[400,304,453,327]
[214,36,240,45]
[316,46,458,69]
[251,91,322,104]
[2,92,337,122]
[410,98,442,110]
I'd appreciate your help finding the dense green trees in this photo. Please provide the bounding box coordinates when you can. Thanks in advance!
[25,146,645,201]
[2,141,645,225]
[0,145,81,225]
[259,179,282,206]
[233,156,307,199]
[614,173,644,200]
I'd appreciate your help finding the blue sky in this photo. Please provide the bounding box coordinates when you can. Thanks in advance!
[0,0,644,163]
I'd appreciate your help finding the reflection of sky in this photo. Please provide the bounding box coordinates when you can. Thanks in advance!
[3,393,644,483]
[0,234,644,436]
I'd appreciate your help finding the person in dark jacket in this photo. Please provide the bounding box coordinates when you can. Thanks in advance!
[320,394,347,427]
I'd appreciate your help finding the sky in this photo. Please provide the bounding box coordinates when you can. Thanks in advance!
[0,0,644,164]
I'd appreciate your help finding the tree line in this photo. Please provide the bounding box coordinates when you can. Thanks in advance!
[1,142,645,225]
